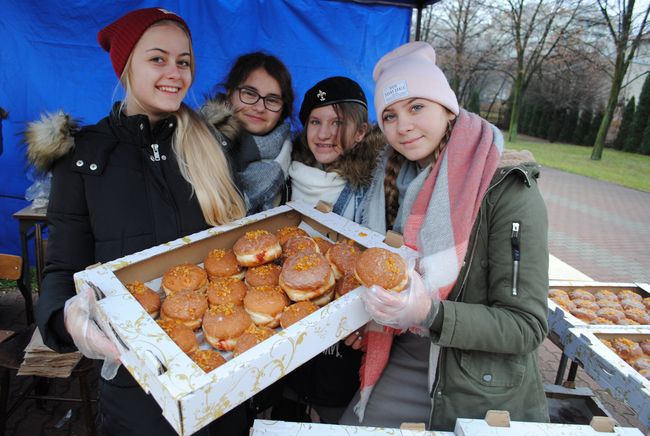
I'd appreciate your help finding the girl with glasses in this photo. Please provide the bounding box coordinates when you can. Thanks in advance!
[202,52,295,214]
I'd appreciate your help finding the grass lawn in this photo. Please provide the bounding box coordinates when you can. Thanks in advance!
[506,135,650,193]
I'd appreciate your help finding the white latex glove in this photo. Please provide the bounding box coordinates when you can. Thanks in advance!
[64,287,121,380]
[360,270,439,334]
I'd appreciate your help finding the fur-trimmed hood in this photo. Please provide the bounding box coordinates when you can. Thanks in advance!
[25,97,242,173]
[198,95,241,143]
[292,125,386,188]
[493,148,540,187]
[24,111,78,173]
[498,148,536,168]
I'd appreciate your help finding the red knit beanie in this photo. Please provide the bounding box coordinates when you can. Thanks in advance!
[98,8,190,78]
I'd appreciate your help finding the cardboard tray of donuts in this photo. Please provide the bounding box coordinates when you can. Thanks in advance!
[561,326,650,427]
[547,280,650,344]
[72,201,417,436]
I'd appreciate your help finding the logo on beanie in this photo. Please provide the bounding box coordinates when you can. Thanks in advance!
[383,80,409,105]
[317,90,327,102]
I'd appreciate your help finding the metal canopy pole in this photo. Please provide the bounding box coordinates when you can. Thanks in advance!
[415,0,424,40]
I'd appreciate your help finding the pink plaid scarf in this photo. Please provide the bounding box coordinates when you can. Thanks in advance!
[354,109,503,421]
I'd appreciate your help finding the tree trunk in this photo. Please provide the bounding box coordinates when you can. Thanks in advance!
[591,0,650,159]
[590,80,621,160]
[591,50,626,160]
[508,74,523,142]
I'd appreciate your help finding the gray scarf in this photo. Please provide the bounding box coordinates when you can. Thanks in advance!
[240,122,291,160]
[236,122,291,214]
[361,147,428,234]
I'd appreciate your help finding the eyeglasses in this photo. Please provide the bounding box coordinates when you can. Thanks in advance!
[237,87,283,112]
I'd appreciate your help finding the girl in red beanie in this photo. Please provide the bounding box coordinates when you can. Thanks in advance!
[26,8,246,435]
[339,41,549,430]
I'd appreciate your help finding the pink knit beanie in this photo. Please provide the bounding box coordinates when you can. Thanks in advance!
[373,41,459,130]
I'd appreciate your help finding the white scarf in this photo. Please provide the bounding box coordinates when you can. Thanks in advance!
[289,161,346,206]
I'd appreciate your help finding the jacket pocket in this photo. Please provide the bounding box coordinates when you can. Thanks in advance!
[459,350,525,388]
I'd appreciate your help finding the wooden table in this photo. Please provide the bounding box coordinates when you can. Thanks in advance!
[11,205,48,324]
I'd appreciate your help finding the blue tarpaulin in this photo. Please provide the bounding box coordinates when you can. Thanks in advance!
[0,0,410,258]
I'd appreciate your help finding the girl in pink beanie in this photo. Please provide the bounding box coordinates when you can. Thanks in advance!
[339,41,550,430]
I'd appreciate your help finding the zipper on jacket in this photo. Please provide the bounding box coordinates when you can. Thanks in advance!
[456,166,524,297]
[511,221,521,296]
[430,167,525,425]
[151,143,161,161]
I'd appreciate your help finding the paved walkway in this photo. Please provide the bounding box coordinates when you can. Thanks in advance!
[539,167,650,284]
[537,166,650,434]
[1,166,649,434]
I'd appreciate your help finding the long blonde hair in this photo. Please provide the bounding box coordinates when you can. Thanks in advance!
[173,104,245,225]
[119,21,245,225]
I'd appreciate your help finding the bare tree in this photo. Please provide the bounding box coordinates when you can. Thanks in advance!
[590,0,650,160]
[419,0,507,107]
[526,30,611,110]
[500,0,582,142]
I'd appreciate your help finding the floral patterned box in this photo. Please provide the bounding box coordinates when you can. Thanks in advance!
[454,417,643,435]
[250,419,454,435]
[73,201,417,436]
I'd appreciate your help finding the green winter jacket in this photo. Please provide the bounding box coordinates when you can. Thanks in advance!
[428,155,550,430]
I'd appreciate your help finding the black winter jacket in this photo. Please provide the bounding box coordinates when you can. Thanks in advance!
[27,107,247,435]
[34,108,207,354]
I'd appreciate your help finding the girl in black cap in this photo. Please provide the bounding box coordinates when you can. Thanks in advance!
[289,76,384,222]
[272,76,385,423]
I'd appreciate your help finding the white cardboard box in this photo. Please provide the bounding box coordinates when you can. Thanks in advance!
[73,201,417,435]
[562,326,650,427]
[251,417,643,435]
[454,417,643,435]
[250,419,454,435]
[548,255,592,282]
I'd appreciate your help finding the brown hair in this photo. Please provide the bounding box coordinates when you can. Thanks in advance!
[222,52,294,122]
[383,149,407,229]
